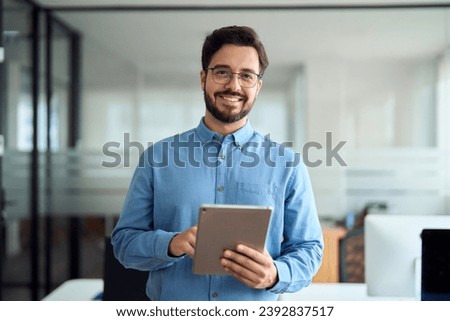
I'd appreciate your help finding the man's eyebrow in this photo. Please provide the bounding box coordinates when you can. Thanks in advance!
[211,64,231,69]
[241,68,259,75]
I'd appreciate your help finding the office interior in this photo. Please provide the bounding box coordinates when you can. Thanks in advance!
[1,0,450,301]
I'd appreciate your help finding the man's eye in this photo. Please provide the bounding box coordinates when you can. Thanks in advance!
[241,73,255,80]
[215,69,230,76]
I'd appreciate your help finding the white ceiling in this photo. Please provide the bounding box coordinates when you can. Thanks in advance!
[31,0,450,7]
[30,0,450,89]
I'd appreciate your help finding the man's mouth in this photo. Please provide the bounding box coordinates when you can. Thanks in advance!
[216,91,247,104]
[219,94,243,103]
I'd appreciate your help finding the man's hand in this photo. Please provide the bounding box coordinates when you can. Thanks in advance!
[168,226,197,257]
[220,244,278,289]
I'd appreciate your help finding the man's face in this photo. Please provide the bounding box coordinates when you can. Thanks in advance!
[200,44,262,124]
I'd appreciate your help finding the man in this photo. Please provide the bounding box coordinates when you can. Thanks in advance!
[112,25,323,301]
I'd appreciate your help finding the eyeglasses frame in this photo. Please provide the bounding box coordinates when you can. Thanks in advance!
[205,67,262,88]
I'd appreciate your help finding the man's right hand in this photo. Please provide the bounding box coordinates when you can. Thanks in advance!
[168,226,198,257]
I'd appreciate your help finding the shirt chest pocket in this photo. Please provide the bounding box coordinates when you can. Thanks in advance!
[236,182,278,207]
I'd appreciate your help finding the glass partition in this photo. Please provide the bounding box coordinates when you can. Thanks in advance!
[2,0,35,300]
[52,7,450,220]
[1,0,82,300]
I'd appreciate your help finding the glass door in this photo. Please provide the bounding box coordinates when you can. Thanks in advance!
[43,13,79,295]
[0,0,4,301]
[2,0,37,300]
[1,1,81,300]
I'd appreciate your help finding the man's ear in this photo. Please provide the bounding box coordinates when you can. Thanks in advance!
[200,70,206,91]
[256,79,263,96]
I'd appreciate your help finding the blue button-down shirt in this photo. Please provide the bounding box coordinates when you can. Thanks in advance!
[112,118,323,301]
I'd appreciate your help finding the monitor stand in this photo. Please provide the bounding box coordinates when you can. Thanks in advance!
[414,257,421,301]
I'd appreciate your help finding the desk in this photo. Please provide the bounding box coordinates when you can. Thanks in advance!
[43,279,103,301]
[44,279,416,301]
[279,283,416,301]
[313,227,347,283]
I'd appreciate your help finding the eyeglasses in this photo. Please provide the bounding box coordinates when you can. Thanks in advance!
[205,67,261,88]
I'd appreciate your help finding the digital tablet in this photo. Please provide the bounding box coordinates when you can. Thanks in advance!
[192,204,273,275]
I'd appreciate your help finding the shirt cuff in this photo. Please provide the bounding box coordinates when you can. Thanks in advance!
[267,260,291,294]
[154,230,185,261]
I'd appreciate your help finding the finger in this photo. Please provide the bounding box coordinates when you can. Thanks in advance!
[222,248,277,288]
[234,244,268,265]
[223,264,257,288]
[221,257,258,286]
[222,250,261,281]
[186,227,198,256]
[169,226,198,257]
[185,243,195,257]
[222,257,269,289]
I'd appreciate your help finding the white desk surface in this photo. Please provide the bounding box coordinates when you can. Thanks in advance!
[43,279,415,301]
[43,279,103,301]
[280,283,416,301]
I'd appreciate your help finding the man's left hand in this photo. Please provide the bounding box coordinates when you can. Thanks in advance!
[220,244,278,289]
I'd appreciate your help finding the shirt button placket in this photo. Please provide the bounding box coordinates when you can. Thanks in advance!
[215,143,227,203]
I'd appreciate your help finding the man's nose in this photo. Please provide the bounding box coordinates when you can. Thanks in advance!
[225,73,242,92]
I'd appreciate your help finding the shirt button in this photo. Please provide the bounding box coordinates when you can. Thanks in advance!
[220,153,225,160]
[212,292,219,298]
[217,185,224,192]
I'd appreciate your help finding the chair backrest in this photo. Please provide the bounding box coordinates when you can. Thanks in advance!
[103,237,149,301]
[339,227,365,283]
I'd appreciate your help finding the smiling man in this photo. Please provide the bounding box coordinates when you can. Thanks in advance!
[202,44,261,130]
[111,25,323,301]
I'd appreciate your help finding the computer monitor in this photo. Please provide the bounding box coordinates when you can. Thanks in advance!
[421,229,450,301]
[365,214,450,299]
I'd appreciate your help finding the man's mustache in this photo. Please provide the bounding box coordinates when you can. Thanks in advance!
[214,90,247,101]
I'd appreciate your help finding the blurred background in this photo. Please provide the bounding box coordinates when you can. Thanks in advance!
[1,0,450,300]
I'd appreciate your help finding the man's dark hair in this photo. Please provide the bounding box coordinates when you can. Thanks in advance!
[201,25,269,76]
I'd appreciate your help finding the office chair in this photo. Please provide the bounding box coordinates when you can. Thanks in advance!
[339,227,365,283]
[103,237,149,300]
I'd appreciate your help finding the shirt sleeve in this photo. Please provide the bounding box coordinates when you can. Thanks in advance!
[268,160,324,294]
[111,151,183,271]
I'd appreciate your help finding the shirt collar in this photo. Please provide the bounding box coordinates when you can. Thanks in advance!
[195,117,254,147]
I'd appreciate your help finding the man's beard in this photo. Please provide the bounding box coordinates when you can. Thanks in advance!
[203,90,254,124]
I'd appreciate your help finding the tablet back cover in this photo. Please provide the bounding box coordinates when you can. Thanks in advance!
[192,204,272,275]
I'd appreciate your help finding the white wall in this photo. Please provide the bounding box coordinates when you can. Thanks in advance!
[80,86,288,151]
[305,57,437,149]
[83,55,439,153]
